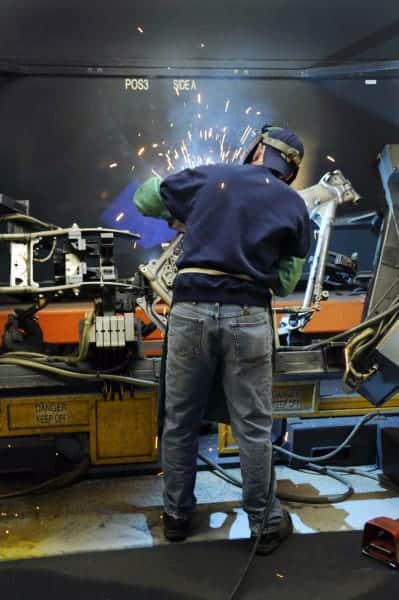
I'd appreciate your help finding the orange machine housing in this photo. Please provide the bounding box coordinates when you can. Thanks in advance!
[0,292,365,353]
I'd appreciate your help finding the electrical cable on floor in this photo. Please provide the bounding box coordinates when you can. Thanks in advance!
[227,462,275,600]
[272,411,381,463]
[200,412,382,505]
[198,453,242,487]
[0,456,90,500]
[316,465,380,481]
[199,453,354,504]
[277,465,353,504]
[323,465,399,494]
[202,412,389,599]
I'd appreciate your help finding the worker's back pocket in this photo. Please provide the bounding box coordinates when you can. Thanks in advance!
[168,312,203,359]
[231,313,273,363]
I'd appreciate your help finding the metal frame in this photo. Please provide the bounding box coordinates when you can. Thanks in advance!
[0,226,139,294]
[1,58,399,79]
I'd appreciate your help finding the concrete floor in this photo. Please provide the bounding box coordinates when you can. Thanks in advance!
[0,464,398,561]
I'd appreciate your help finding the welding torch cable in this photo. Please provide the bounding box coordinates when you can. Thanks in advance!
[0,213,60,230]
[272,411,381,463]
[277,466,353,504]
[350,309,399,369]
[0,356,158,387]
[343,328,378,387]
[200,412,383,504]
[227,463,276,600]
[313,465,399,495]
[310,464,380,482]
[199,453,353,503]
[198,452,243,487]
[0,457,90,500]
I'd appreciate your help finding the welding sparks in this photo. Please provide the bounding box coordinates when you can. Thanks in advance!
[139,94,260,175]
[108,162,118,169]
[133,241,137,249]
[326,155,336,163]
[137,26,144,34]
[240,125,252,145]
[115,212,124,222]
[220,182,225,190]
[200,42,205,48]
[152,168,162,177]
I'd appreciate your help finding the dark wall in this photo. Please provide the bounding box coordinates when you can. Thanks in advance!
[0,0,399,63]
[0,76,399,228]
[0,2,399,244]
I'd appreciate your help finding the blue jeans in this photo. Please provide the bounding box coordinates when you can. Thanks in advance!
[162,302,282,534]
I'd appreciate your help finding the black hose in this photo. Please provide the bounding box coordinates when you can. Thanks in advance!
[272,412,380,463]
[200,453,354,504]
[279,464,354,504]
[228,466,275,600]
[0,457,90,500]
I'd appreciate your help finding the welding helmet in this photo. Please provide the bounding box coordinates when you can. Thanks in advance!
[243,125,304,184]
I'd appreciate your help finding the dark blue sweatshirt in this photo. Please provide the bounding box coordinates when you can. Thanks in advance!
[160,163,311,306]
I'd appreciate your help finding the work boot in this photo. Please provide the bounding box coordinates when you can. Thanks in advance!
[251,509,293,555]
[162,512,191,542]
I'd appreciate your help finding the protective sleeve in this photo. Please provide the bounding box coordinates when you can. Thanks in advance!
[133,176,172,221]
[285,210,312,258]
[160,168,206,223]
[272,256,306,297]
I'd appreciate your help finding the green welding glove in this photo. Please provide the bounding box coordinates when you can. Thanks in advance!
[133,176,172,221]
[273,256,306,297]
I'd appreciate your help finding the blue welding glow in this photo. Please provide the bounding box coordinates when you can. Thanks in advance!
[100,180,176,249]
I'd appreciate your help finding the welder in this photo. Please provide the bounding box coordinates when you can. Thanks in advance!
[133,125,311,554]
